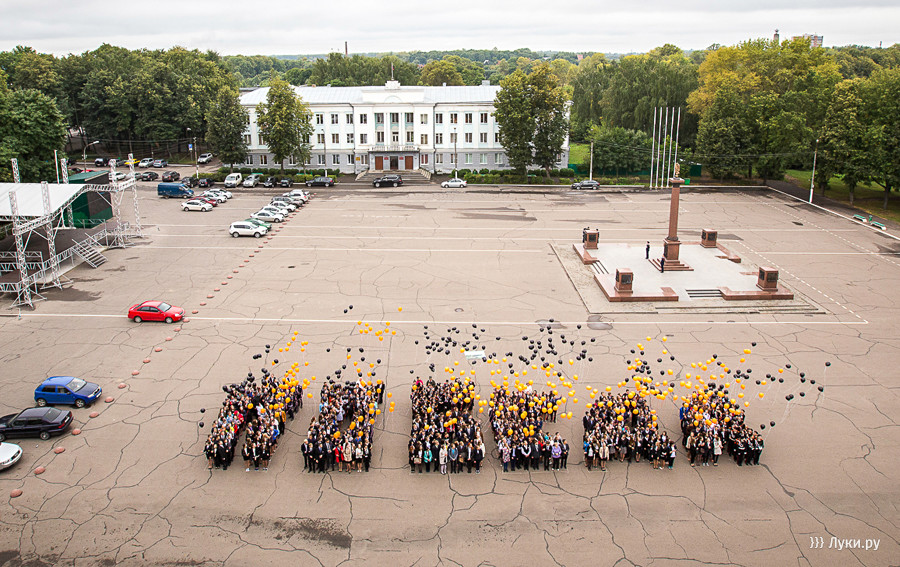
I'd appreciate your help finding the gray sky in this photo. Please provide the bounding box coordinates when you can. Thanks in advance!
[2,0,897,57]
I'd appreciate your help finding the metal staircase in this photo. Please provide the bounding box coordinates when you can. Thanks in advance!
[72,238,107,268]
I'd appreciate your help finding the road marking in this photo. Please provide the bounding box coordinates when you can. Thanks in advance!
[150,224,856,233]
[137,245,544,253]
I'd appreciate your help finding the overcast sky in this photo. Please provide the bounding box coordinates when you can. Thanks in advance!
[2,0,897,57]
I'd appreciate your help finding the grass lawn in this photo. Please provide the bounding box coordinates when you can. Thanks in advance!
[569,142,589,166]
[785,170,900,225]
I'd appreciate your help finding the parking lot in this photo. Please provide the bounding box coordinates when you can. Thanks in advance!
[0,183,898,566]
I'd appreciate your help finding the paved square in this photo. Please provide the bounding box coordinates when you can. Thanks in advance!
[0,184,897,566]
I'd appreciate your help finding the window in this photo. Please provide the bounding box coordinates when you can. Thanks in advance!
[305,134,312,144]
[421,154,429,165]
[316,133,325,144]
[480,153,487,164]
[245,155,253,165]
[449,154,455,164]
[375,113,384,124]
[465,113,473,124]
[480,112,488,124]
[436,154,443,164]
[390,112,399,124]
[420,134,428,145]
[450,113,458,124]
[347,154,354,164]
[360,133,368,144]
[480,133,488,143]
[495,153,503,164]
[289,155,297,166]
[347,133,354,144]
[405,112,414,123]
[450,133,457,143]
[465,153,472,164]
[406,132,414,143]
[495,133,500,143]
[317,155,325,165]
[331,113,339,124]
[360,114,368,124]
[332,155,340,165]
[465,133,473,143]
[435,113,443,124]
[346,114,354,124]
[361,154,369,165]
[316,114,324,124]
[435,133,443,144]
[260,155,268,165]
[243,134,251,145]
[331,133,340,144]
[392,132,400,143]
[376,131,385,143]
[420,114,428,124]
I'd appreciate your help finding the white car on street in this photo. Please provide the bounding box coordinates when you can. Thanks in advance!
[182,199,213,212]
[229,221,268,238]
[0,442,22,470]
[252,210,284,223]
[441,177,467,188]
[138,158,154,168]
[200,191,227,203]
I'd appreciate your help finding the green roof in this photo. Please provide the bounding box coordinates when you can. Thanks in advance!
[67,171,108,184]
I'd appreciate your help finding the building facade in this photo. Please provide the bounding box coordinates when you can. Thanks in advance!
[239,81,569,174]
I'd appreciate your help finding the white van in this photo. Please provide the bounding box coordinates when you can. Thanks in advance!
[224,173,243,188]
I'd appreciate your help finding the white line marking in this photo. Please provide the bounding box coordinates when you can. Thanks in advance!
[136,246,544,253]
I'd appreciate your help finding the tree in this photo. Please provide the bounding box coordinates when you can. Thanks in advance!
[588,125,652,180]
[863,67,900,209]
[255,78,313,173]
[419,60,463,86]
[0,87,67,182]
[820,79,868,203]
[205,87,249,171]
[493,64,569,176]
[569,54,612,141]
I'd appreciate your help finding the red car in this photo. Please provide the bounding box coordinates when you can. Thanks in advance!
[128,300,185,323]
[196,196,218,207]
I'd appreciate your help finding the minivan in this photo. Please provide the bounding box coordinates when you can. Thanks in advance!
[242,173,262,188]
[224,173,243,188]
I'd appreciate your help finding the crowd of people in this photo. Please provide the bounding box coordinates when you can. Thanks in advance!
[680,385,764,467]
[300,379,380,473]
[204,373,303,472]
[489,386,571,472]
[582,390,677,471]
[408,377,485,474]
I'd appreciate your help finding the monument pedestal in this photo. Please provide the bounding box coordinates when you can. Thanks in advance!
[650,177,692,272]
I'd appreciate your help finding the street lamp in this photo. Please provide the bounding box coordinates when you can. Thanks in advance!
[809,138,819,204]
[453,127,458,178]
[83,140,100,167]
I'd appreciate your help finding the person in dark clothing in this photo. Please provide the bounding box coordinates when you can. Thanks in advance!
[645,241,650,259]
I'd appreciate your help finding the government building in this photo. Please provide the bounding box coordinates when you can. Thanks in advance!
[238,81,569,174]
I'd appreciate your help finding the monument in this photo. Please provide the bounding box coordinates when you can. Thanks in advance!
[651,164,693,272]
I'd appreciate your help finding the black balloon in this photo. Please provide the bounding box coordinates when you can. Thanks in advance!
[199,422,204,428]
[200,408,206,413]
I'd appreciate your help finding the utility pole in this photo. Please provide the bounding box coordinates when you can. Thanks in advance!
[589,140,594,181]
[809,138,819,204]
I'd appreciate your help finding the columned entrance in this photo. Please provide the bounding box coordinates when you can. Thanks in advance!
[370,153,417,171]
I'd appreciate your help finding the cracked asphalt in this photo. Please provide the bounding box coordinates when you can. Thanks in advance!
[0,184,898,566]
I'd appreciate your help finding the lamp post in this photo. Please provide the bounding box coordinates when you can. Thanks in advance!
[83,140,100,167]
[453,127,458,178]
[809,138,819,204]
[589,140,594,181]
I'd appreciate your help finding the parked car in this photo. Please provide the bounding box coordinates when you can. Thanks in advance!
[195,196,218,207]
[94,157,110,167]
[279,177,294,188]
[251,210,284,223]
[263,176,278,188]
[306,176,334,187]
[373,174,402,187]
[152,159,168,168]
[571,179,601,190]
[0,442,22,470]
[181,176,199,188]
[198,178,216,188]
[270,196,298,211]
[198,153,213,164]
[213,188,232,199]
[259,205,291,217]
[123,158,140,167]
[286,188,310,203]
[157,183,193,198]
[138,158,154,168]
[113,171,126,181]
[182,199,213,212]
[242,173,262,187]
[441,177,467,188]
[162,171,181,182]
[34,376,102,409]
[140,171,159,181]
[224,173,243,188]
[229,221,268,238]
[200,190,227,203]
[0,407,73,441]
[128,300,185,323]
[244,217,271,230]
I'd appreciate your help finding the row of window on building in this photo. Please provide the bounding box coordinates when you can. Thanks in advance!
[243,132,500,147]
[312,111,492,125]
[247,152,506,167]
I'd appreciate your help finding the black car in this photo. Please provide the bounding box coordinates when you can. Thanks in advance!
[181,176,199,188]
[279,178,294,188]
[372,174,401,188]
[198,178,216,188]
[140,171,159,181]
[162,171,181,182]
[263,176,278,188]
[571,179,601,190]
[0,407,73,441]
[94,157,110,167]
[307,176,335,187]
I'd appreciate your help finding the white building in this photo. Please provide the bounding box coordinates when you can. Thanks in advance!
[238,80,569,174]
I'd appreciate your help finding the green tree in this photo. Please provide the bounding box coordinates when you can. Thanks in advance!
[493,70,534,174]
[529,64,569,176]
[0,87,67,182]
[419,60,463,86]
[569,54,612,141]
[863,67,900,209]
[205,87,249,171]
[255,78,313,173]
[588,125,652,180]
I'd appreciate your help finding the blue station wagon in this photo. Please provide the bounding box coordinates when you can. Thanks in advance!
[34,376,102,408]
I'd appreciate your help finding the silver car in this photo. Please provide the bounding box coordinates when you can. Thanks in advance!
[138,158,154,168]
[269,198,297,211]
[0,442,22,470]
[242,174,262,187]
[182,199,213,212]
[252,210,284,223]
[259,205,291,218]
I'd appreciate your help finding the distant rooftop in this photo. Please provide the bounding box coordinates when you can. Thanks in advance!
[240,81,501,106]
